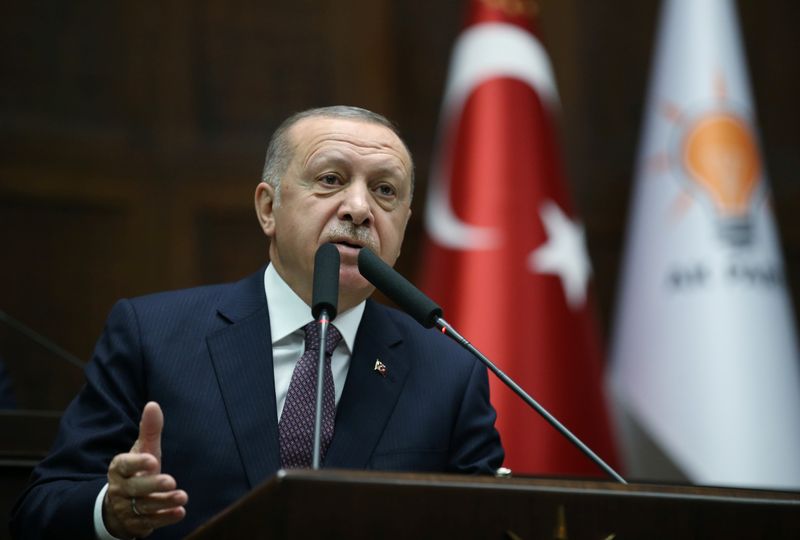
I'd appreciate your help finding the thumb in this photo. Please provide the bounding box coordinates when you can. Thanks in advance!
[132,401,164,465]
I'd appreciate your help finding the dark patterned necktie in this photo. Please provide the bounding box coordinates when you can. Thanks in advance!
[278,321,342,468]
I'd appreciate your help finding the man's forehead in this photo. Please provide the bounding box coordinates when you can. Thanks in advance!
[289,116,410,160]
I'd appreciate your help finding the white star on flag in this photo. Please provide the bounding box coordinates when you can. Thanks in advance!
[528,201,592,309]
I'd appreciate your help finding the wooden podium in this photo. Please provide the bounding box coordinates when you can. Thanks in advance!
[187,469,800,539]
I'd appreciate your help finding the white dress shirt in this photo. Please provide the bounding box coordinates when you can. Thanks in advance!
[265,263,365,418]
[94,264,365,539]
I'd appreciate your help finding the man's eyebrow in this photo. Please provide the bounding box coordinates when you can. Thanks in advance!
[304,152,350,170]
[305,153,407,179]
[369,164,407,179]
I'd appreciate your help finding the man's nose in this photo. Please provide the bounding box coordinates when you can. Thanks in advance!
[338,182,372,225]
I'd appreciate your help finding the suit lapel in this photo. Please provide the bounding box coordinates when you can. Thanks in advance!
[325,301,410,468]
[207,269,281,488]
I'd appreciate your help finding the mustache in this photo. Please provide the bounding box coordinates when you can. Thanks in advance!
[326,222,378,251]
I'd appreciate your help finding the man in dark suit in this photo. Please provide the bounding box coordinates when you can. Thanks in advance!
[11,106,503,539]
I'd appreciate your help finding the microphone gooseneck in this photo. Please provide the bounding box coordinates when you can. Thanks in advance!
[310,243,340,469]
[356,248,626,484]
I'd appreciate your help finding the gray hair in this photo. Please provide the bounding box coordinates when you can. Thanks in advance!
[261,106,415,204]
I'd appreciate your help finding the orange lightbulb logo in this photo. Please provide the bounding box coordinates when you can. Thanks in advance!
[683,113,761,246]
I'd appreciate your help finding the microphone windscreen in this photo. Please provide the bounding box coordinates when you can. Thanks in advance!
[357,248,442,328]
[312,243,340,320]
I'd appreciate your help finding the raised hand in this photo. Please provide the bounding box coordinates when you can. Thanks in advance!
[103,402,188,539]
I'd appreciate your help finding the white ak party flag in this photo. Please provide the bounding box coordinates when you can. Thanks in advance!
[608,0,800,489]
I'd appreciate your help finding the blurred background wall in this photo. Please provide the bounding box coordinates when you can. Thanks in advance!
[1,0,798,411]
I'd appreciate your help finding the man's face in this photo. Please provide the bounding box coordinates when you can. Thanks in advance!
[255,116,413,311]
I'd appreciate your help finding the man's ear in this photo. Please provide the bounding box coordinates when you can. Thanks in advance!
[255,182,277,237]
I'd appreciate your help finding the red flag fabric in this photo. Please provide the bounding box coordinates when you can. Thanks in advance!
[420,0,619,476]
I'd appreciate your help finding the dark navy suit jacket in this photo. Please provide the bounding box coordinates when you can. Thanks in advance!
[11,268,503,539]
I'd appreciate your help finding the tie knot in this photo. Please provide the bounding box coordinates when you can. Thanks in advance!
[303,321,342,356]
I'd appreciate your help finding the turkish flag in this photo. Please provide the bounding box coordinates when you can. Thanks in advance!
[420,0,619,476]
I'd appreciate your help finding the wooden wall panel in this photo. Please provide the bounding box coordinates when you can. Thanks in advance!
[194,204,268,286]
[184,181,267,286]
[0,178,140,408]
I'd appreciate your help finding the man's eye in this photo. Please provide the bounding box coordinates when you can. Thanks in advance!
[376,184,396,197]
[319,174,340,185]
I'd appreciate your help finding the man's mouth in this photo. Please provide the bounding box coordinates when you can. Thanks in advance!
[331,240,363,250]
[327,240,370,262]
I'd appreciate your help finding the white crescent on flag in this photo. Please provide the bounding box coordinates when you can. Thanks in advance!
[425,22,560,250]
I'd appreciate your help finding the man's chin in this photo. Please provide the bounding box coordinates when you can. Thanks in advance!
[338,268,374,308]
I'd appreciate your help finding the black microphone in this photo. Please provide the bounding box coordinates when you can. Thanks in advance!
[310,243,340,469]
[356,247,626,484]
[312,243,340,321]
[357,247,442,327]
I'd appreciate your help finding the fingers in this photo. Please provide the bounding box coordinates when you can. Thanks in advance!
[109,463,174,498]
[103,402,183,539]
[132,505,187,537]
[109,452,159,483]
[105,489,188,539]
[131,401,164,463]
[128,489,189,516]
[105,453,189,539]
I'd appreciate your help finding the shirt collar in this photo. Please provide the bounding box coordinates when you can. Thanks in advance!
[264,263,365,354]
